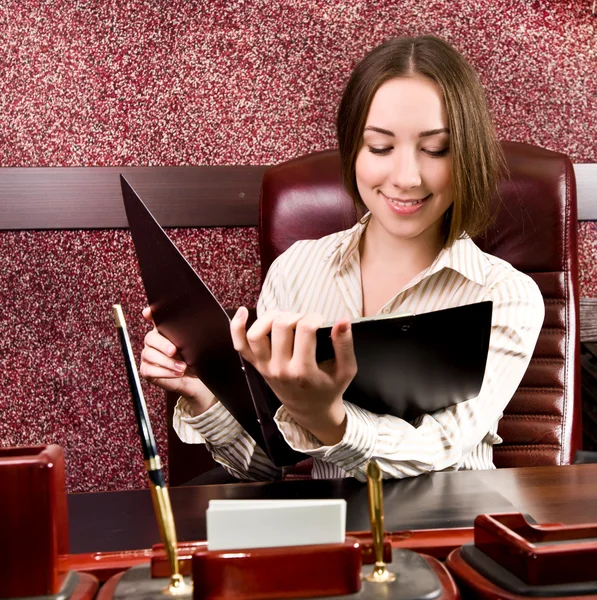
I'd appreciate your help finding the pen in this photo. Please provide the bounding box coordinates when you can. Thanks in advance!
[113,304,188,595]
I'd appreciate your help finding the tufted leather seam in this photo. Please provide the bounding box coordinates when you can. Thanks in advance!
[538,328,566,334]
[531,271,566,275]
[528,358,565,364]
[543,299,566,304]
[514,386,563,392]
[495,445,560,452]
[501,414,561,421]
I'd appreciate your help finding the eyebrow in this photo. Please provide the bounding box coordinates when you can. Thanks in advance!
[363,126,450,138]
[420,128,450,138]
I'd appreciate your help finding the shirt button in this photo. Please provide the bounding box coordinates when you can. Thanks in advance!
[382,307,390,314]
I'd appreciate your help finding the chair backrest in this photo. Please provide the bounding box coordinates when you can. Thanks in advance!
[259,141,582,468]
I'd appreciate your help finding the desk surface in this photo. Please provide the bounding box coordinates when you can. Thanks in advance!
[68,464,597,555]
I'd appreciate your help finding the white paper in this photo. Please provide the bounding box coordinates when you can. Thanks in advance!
[206,499,346,551]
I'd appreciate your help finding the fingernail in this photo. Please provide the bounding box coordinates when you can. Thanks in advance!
[339,322,350,334]
[175,361,186,371]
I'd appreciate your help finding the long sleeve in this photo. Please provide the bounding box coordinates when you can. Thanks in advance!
[173,397,282,480]
[274,274,544,481]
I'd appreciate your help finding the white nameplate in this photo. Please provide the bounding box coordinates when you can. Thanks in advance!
[206,499,346,551]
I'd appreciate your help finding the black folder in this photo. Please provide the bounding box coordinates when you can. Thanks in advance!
[120,176,492,467]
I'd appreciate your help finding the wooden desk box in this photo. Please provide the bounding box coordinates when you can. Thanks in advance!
[0,444,69,597]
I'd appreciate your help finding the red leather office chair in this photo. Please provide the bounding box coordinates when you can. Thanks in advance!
[259,141,582,468]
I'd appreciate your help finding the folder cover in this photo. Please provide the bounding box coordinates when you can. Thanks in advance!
[120,176,492,467]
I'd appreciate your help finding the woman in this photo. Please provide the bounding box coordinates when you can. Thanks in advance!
[140,35,544,481]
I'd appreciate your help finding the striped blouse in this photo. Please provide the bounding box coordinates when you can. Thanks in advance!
[173,214,544,482]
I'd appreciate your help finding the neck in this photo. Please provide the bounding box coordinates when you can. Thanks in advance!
[359,216,445,275]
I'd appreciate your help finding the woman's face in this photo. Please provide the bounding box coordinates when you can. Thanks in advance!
[355,76,453,245]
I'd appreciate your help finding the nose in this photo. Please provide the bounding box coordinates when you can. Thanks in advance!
[389,149,421,190]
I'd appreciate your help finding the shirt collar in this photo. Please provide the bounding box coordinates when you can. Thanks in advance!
[323,212,371,271]
[324,213,487,286]
[426,235,487,286]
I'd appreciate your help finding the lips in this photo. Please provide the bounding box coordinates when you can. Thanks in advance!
[382,193,431,207]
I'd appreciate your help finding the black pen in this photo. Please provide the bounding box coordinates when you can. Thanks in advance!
[113,304,188,596]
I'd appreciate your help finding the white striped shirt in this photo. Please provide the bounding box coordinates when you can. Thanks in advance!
[174,214,544,481]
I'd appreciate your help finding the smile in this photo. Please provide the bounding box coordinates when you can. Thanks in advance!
[382,193,431,207]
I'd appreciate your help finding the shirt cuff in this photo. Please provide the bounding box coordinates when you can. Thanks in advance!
[173,396,244,446]
[274,401,378,472]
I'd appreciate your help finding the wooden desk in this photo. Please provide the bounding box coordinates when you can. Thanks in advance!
[66,465,597,580]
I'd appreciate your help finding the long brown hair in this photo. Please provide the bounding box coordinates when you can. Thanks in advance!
[336,35,504,247]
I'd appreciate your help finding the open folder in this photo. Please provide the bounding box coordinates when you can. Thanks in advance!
[120,176,492,467]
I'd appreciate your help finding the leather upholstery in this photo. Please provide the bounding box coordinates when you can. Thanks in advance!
[259,141,582,468]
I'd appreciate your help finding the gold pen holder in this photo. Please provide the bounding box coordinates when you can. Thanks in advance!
[365,460,396,583]
[366,561,397,583]
[149,483,190,596]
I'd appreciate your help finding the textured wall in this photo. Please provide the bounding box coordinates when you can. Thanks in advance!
[0,228,260,491]
[1,0,596,492]
[1,1,596,166]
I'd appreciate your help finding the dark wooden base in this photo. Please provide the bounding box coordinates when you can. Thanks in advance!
[97,552,459,600]
[446,547,597,599]
[96,571,125,600]
[69,573,100,600]
[423,554,461,600]
[13,572,100,600]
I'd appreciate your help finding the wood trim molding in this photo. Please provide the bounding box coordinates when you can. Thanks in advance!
[0,166,266,229]
[1,163,595,230]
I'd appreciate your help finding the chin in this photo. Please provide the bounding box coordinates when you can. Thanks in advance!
[382,223,428,241]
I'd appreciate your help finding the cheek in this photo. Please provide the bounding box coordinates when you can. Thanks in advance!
[354,153,368,197]
[427,161,452,195]
[355,151,380,190]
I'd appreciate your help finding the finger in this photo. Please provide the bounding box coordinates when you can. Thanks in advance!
[230,306,254,358]
[139,369,188,396]
[243,310,283,363]
[292,313,325,369]
[330,317,357,383]
[270,312,304,367]
[144,327,178,358]
[140,362,187,382]
[141,346,187,375]
[142,306,154,322]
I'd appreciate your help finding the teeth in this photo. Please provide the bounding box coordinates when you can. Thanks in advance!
[390,198,424,207]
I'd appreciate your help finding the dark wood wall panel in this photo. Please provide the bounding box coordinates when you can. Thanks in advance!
[2,164,596,230]
[0,166,267,229]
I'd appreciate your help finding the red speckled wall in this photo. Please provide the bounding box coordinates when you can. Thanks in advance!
[1,0,596,491]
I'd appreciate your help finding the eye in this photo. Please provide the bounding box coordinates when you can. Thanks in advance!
[423,148,449,158]
[368,146,392,156]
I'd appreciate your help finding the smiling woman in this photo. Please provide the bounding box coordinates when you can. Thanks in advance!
[337,36,504,250]
[355,76,454,311]
[140,35,546,483]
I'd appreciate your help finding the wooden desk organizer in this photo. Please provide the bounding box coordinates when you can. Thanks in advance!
[191,540,361,600]
[149,534,391,579]
[110,536,458,600]
[446,512,597,599]
[0,444,69,597]
[474,513,597,586]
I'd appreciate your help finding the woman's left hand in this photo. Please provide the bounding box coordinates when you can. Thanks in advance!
[230,307,357,445]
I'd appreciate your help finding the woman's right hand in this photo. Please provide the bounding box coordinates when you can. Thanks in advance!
[139,307,217,415]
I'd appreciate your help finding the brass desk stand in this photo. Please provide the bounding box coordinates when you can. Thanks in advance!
[365,460,396,583]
